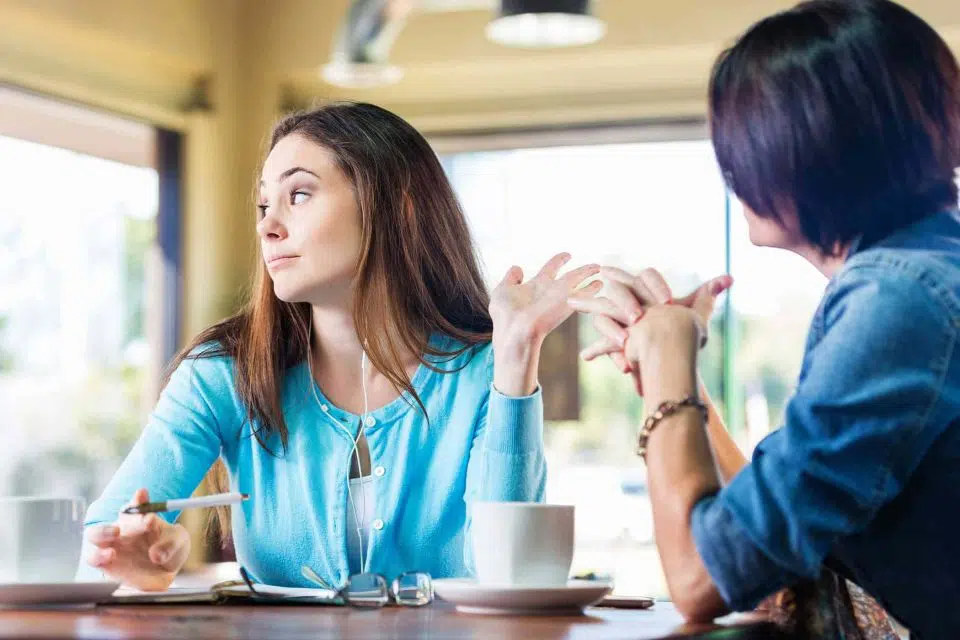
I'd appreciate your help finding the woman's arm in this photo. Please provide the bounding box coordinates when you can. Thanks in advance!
[630,307,729,621]
[461,348,547,573]
[461,253,599,572]
[571,268,747,484]
[78,350,230,587]
[698,381,748,484]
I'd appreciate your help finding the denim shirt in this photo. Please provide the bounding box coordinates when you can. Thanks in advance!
[691,210,960,639]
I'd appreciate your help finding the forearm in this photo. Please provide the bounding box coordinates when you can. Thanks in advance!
[697,381,748,484]
[643,344,726,620]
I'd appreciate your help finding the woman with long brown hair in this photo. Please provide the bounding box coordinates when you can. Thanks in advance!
[79,102,599,591]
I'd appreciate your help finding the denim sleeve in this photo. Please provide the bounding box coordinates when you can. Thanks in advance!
[692,265,956,610]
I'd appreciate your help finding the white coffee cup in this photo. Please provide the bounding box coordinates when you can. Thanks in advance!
[470,502,575,587]
[0,496,86,583]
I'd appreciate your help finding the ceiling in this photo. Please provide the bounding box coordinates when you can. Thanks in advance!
[277,0,960,132]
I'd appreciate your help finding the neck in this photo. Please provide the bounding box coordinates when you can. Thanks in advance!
[309,304,367,382]
[309,303,420,382]
[793,242,851,279]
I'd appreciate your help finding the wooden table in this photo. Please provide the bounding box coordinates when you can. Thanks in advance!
[0,602,784,639]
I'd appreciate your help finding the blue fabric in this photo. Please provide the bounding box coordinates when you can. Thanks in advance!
[692,210,960,639]
[78,336,546,588]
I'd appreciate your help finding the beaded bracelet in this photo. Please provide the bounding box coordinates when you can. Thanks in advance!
[636,396,709,459]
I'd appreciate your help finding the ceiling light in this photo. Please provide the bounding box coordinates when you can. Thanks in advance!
[321,60,404,89]
[486,0,606,48]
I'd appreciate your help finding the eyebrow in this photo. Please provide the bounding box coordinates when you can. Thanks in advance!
[259,166,320,187]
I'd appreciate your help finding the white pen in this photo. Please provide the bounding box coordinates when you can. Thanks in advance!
[121,492,250,515]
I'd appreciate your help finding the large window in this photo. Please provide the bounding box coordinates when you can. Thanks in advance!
[0,90,173,507]
[440,127,826,597]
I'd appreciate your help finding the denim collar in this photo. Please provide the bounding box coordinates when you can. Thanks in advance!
[847,207,960,259]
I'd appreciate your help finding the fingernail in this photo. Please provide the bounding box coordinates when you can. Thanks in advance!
[629,311,642,324]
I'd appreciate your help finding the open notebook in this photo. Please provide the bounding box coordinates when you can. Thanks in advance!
[104,580,341,606]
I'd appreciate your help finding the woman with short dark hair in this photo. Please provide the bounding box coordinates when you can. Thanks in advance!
[572,1,960,636]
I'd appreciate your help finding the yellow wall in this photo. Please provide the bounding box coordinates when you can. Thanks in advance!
[2,0,959,335]
[0,0,276,339]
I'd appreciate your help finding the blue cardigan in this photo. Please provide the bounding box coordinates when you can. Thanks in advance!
[80,336,546,587]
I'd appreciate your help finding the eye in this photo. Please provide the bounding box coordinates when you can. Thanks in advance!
[291,191,309,205]
[256,204,268,219]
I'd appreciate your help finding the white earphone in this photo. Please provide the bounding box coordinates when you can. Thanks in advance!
[308,333,371,573]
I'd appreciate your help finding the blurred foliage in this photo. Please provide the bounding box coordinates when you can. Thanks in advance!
[10,212,155,502]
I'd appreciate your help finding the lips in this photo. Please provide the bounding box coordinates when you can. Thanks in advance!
[266,255,300,268]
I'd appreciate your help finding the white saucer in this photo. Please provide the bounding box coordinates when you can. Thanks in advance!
[0,582,120,608]
[433,579,613,615]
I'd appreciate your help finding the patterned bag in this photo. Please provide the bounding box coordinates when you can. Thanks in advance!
[757,570,901,639]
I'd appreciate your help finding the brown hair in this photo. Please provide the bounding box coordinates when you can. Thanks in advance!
[167,102,493,546]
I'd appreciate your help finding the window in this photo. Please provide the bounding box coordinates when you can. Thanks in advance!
[0,90,177,507]
[439,126,824,597]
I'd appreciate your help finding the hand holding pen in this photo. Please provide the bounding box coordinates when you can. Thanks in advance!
[85,489,248,592]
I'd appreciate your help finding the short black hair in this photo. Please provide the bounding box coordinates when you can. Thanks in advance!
[710,0,960,254]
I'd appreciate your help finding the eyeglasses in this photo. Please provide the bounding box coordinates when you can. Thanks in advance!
[237,565,434,608]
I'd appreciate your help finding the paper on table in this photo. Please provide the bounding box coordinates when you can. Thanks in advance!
[105,581,340,605]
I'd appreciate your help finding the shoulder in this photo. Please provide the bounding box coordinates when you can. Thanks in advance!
[837,246,960,325]
[823,252,959,337]
[164,341,238,405]
[426,334,494,388]
[802,254,959,402]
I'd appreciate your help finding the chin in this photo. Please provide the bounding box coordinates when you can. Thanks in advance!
[746,217,794,249]
[271,285,305,303]
[270,275,352,306]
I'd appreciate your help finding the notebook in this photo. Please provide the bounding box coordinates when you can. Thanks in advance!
[103,580,341,606]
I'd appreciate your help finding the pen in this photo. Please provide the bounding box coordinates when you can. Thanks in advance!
[121,492,250,515]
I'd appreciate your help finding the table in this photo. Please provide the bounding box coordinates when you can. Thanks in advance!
[0,602,784,639]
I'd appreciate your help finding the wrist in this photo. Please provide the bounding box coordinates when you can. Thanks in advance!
[492,332,542,397]
[640,342,698,401]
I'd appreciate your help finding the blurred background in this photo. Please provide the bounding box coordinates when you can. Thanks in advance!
[2,0,958,597]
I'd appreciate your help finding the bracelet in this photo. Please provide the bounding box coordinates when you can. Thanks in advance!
[636,396,709,459]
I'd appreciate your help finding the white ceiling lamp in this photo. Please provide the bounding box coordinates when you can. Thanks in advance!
[486,0,606,48]
[321,0,414,89]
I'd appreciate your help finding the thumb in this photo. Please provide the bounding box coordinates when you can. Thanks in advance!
[497,266,523,288]
[690,285,719,323]
[675,275,733,309]
[125,488,150,510]
[706,274,734,297]
[118,488,150,526]
[148,532,183,569]
[689,276,733,334]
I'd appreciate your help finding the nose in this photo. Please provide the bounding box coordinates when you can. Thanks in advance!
[256,209,287,241]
